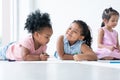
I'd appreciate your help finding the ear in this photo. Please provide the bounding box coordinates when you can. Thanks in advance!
[103,18,108,24]
[79,36,85,40]
[34,32,39,37]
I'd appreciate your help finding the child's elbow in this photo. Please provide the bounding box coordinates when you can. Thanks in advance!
[22,55,28,61]
[93,56,98,61]
[91,54,98,61]
[59,56,66,60]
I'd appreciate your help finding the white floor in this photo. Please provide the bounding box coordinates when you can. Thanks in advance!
[0,57,120,80]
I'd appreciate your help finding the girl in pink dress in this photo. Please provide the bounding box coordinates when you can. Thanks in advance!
[96,7,120,60]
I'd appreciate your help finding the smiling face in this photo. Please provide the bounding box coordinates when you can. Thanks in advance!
[65,22,84,45]
[35,27,53,46]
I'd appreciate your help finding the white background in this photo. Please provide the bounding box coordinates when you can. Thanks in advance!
[2,0,120,55]
[33,0,120,55]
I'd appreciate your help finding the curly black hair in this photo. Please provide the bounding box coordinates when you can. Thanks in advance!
[72,20,92,48]
[24,10,52,33]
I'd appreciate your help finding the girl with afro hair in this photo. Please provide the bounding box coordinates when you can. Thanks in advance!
[0,10,53,61]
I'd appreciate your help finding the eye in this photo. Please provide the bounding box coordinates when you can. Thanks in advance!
[45,36,49,39]
[45,36,50,39]
[73,31,77,33]
[68,27,71,30]
[111,20,115,22]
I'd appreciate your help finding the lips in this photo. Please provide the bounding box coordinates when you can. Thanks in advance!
[66,33,72,38]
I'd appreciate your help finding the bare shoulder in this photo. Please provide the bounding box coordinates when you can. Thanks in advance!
[98,28,104,34]
[81,43,90,50]
[56,35,64,46]
[81,43,94,53]
[57,35,64,41]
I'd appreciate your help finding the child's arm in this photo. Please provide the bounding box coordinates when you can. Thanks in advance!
[73,44,97,61]
[97,28,115,51]
[116,33,120,51]
[19,46,49,61]
[97,28,105,48]
[56,35,74,60]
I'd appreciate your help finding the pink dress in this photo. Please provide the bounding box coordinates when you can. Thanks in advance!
[96,27,120,59]
[6,35,47,60]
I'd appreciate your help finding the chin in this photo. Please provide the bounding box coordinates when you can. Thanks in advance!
[43,43,47,45]
[66,34,72,38]
[66,36,70,40]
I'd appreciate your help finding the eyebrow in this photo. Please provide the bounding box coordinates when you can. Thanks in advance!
[45,34,51,36]
[74,29,80,33]
[70,26,80,33]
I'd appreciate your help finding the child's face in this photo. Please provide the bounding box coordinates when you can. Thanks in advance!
[37,27,53,45]
[106,15,119,28]
[66,23,84,43]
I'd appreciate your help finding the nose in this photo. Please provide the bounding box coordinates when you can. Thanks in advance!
[114,22,118,26]
[68,30,73,34]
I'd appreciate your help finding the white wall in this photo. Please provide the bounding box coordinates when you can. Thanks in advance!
[0,0,2,46]
[2,0,11,46]
[17,0,120,55]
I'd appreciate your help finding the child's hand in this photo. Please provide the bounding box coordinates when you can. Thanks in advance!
[73,54,83,61]
[107,46,116,51]
[40,53,49,61]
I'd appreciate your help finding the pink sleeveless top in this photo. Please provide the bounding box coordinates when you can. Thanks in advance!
[6,35,47,60]
[96,27,120,59]
[102,27,117,46]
